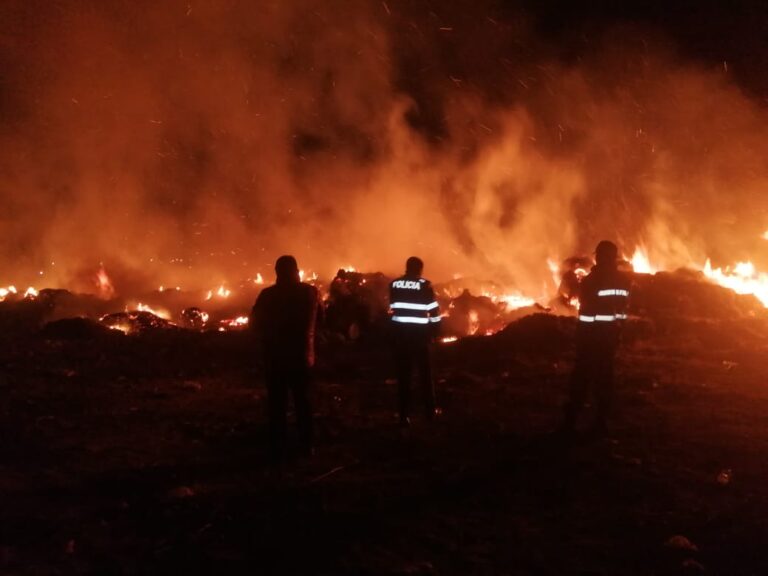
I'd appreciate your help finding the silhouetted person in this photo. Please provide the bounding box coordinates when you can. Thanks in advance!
[251,255,321,462]
[563,241,631,436]
[389,257,441,425]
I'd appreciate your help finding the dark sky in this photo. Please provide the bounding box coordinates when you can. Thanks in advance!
[518,0,768,98]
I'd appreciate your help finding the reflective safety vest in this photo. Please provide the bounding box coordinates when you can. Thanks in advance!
[389,275,442,327]
[577,266,631,324]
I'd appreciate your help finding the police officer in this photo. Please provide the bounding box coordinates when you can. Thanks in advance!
[562,241,631,436]
[389,257,441,425]
[250,255,321,462]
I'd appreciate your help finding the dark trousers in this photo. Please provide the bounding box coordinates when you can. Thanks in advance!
[393,334,435,421]
[564,329,618,430]
[265,364,312,461]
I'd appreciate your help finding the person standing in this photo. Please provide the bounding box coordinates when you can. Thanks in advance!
[562,241,631,436]
[389,256,441,425]
[251,255,321,462]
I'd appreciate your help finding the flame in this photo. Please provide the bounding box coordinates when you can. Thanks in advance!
[206,285,231,300]
[0,285,17,301]
[254,273,264,285]
[468,310,480,335]
[133,302,171,319]
[702,260,768,307]
[219,316,249,331]
[494,293,537,310]
[23,287,38,299]
[96,265,115,299]
[440,336,458,343]
[630,247,656,274]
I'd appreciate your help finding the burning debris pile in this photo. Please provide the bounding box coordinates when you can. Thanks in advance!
[3,252,768,346]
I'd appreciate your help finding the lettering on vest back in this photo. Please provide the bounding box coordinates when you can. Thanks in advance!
[392,280,422,290]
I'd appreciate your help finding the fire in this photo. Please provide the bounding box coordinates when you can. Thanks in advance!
[134,302,171,320]
[108,324,131,334]
[218,316,249,331]
[493,293,537,310]
[254,273,264,285]
[0,285,17,301]
[702,260,768,307]
[468,310,480,335]
[440,336,458,344]
[23,287,39,299]
[206,285,231,300]
[96,265,115,299]
[630,247,656,274]
[299,270,318,282]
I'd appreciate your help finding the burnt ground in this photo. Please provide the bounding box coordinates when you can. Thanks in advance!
[2,315,768,575]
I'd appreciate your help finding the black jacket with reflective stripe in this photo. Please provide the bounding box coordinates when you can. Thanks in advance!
[389,275,441,329]
[577,265,631,323]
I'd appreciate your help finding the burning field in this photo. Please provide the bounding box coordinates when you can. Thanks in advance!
[3,0,768,574]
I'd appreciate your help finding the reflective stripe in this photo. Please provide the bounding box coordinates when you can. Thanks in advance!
[429,316,442,323]
[579,313,628,322]
[390,301,439,311]
[597,289,629,297]
[392,316,430,325]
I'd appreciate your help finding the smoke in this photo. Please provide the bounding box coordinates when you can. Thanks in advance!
[2,0,768,297]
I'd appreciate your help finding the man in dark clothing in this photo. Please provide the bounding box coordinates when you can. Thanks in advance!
[563,240,631,436]
[389,256,441,425]
[251,255,321,462]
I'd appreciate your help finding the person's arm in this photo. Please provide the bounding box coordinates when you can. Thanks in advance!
[249,292,264,339]
[426,283,442,338]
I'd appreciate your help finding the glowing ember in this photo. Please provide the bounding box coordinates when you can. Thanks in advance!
[23,287,38,299]
[702,260,768,307]
[440,336,459,343]
[219,316,249,331]
[254,273,264,285]
[630,247,656,274]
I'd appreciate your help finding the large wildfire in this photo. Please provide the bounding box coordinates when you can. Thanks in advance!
[3,1,768,329]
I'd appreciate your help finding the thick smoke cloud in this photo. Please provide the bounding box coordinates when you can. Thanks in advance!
[2,0,768,297]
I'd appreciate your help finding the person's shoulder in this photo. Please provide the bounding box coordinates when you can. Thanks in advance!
[256,284,276,300]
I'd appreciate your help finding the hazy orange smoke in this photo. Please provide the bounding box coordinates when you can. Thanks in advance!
[2,1,768,298]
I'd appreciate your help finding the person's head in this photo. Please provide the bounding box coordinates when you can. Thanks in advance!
[335,268,347,280]
[275,255,300,283]
[595,240,618,267]
[405,256,424,277]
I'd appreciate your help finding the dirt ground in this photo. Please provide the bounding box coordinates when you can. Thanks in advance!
[2,316,768,575]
